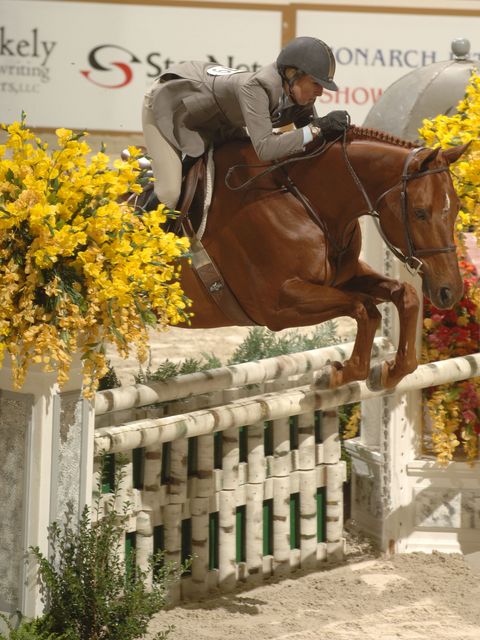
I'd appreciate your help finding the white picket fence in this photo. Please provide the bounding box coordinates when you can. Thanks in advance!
[93,339,480,600]
[93,338,392,600]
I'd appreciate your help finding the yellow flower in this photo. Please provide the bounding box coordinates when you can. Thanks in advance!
[0,118,191,397]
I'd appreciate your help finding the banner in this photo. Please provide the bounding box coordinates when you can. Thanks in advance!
[296,8,480,125]
[1,1,479,131]
[0,0,284,130]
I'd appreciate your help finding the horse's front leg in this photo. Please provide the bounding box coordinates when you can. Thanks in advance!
[342,261,420,388]
[275,278,382,388]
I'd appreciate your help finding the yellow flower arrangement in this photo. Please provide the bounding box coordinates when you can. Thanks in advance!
[419,71,480,240]
[0,114,191,398]
[419,71,480,463]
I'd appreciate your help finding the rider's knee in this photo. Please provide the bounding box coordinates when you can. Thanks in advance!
[153,183,180,210]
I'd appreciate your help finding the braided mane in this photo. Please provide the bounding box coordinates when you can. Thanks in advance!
[347,126,418,149]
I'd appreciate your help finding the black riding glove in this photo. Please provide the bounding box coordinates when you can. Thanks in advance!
[313,110,351,141]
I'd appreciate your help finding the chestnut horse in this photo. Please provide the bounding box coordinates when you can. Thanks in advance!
[171,127,467,389]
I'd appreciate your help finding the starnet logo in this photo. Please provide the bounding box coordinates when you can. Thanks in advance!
[80,43,261,88]
[80,44,141,88]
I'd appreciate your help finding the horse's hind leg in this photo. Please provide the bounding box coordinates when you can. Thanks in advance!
[275,278,382,387]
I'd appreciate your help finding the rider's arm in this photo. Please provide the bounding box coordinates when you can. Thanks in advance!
[238,82,309,161]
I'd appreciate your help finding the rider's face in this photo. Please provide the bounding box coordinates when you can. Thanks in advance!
[291,75,324,105]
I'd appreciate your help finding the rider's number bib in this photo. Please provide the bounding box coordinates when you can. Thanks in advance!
[207,66,243,76]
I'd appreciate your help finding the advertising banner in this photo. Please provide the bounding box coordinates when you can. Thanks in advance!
[1,1,479,131]
[296,7,480,125]
[0,0,284,130]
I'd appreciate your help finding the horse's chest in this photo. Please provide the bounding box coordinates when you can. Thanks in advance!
[326,231,361,285]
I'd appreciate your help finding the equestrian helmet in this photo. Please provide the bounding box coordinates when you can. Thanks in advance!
[276,37,338,91]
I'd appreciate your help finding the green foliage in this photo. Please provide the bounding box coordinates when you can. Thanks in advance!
[130,323,340,384]
[135,353,222,383]
[227,323,339,364]
[97,360,121,391]
[0,614,55,639]
[16,461,181,640]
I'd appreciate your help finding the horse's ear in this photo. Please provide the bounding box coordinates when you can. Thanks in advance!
[412,147,440,173]
[442,142,471,165]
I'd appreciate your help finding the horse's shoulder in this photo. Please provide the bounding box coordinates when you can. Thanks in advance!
[213,139,260,176]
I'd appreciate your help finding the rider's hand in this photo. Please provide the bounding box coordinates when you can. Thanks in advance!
[312,110,351,141]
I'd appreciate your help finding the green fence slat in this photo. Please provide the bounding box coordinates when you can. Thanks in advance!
[236,505,246,563]
[290,493,300,550]
[209,512,219,570]
[289,416,299,450]
[263,499,273,556]
[214,432,223,469]
[314,410,323,443]
[187,437,198,476]
[317,487,326,543]
[239,426,248,463]
[264,421,273,456]
[153,525,165,577]
[125,531,137,579]
[101,453,115,494]
[132,447,145,490]
[161,442,171,484]
[181,518,192,576]
[153,525,164,554]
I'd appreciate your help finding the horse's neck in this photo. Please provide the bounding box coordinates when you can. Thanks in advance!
[214,138,408,227]
[346,140,409,195]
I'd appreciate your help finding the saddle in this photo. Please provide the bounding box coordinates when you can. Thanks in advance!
[121,148,207,235]
[122,147,255,326]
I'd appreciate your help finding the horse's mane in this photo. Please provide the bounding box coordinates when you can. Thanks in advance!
[347,126,418,149]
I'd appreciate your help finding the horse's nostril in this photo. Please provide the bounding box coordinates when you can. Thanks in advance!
[439,287,453,307]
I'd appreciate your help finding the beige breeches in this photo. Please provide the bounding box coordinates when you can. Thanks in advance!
[142,101,182,209]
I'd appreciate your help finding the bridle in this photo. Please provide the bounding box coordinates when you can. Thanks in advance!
[342,140,456,276]
[225,131,456,276]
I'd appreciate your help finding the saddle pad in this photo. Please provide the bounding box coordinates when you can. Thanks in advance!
[197,147,214,240]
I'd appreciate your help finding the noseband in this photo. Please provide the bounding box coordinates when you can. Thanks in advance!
[344,143,456,275]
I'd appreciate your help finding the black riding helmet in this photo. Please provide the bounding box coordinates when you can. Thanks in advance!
[276,37,338,91]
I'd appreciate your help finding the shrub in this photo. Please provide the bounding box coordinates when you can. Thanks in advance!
[135,353,222,383]
[227,324,339,364]
[6,462,183,640]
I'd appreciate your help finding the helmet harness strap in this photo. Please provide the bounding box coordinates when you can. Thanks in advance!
[280,67,305,105]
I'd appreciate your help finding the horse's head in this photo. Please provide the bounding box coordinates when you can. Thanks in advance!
[377,143,469,309]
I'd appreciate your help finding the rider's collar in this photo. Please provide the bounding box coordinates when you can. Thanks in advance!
[279,91,295,109]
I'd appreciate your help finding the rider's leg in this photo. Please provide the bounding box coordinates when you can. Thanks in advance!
[142,101,182,209]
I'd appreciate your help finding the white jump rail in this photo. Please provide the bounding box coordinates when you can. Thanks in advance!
[95,353,480,454]
[95,337,393,416]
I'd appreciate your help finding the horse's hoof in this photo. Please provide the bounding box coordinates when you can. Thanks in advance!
[315,362,344,389]
[366,362,387,391]
[315,366,334,389]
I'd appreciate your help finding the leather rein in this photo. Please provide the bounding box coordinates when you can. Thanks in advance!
[225,132,455,276]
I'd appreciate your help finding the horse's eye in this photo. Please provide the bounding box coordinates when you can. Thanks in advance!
[414,208,429,221]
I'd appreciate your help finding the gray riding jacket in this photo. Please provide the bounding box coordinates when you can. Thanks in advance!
[144,61,314,160]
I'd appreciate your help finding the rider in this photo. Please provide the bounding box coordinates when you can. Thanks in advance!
[142,36,350,209]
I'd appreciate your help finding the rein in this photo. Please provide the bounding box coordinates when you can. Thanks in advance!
[225,131,455,277]
[224,137,333,191]
[224,137,346,260]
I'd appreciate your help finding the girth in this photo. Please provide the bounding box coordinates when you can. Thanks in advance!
[177,155,257,327]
